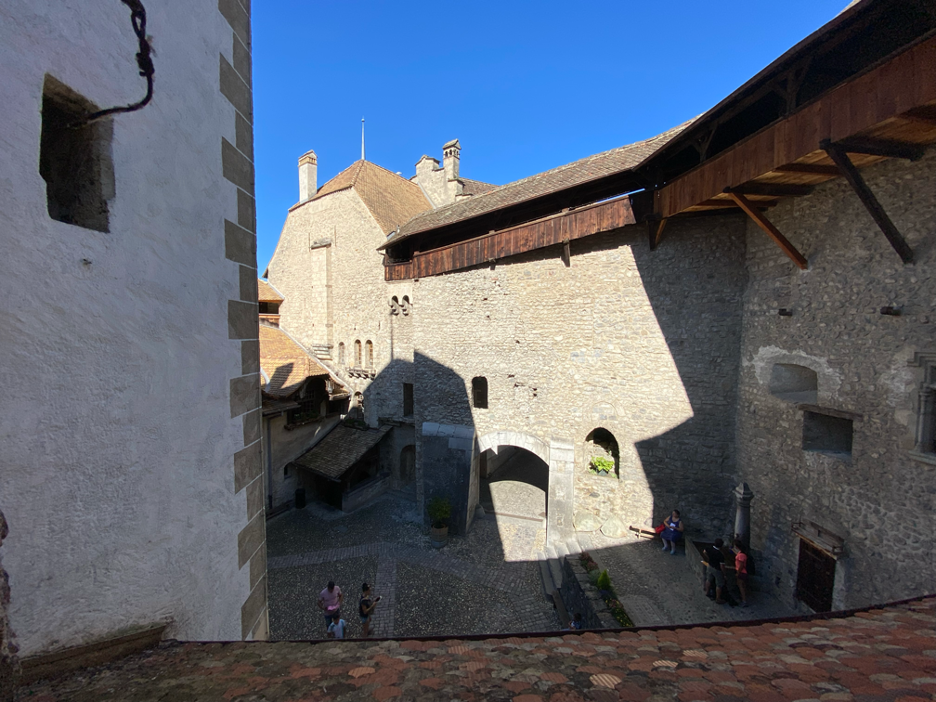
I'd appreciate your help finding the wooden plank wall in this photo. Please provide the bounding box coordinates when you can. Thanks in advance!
[384,196,636,280]
[657,35,936,219]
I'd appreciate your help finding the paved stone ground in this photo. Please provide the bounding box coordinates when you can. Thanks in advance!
[579,532,798,627]
[19,597,936,701]
[267,492,558,640]
[480,449,548,521]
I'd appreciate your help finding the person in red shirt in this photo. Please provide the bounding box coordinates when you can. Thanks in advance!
[732,540,749,607]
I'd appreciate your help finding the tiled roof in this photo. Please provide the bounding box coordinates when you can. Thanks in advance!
[459,177,497,196]
[290,423,391,480]
[383,120,695,247]
[20,596,936,701]
[311,160,431,234]
[259,325,329,399]
[257,279,284,302]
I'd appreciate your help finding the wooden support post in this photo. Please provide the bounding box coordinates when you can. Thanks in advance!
[648,218,667,251]
[561,240,571,267]
[726,191,808,269]
[821,139,914,264]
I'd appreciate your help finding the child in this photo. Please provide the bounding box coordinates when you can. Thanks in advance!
[570,612,584,630]
[327,612,347,639]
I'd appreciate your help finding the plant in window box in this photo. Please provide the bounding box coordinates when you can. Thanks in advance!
[589,456,615,476]
[427,496,452,548]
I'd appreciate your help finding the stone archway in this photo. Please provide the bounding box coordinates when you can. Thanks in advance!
[476,431,574,550]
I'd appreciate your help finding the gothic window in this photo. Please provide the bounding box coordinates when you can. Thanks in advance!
[365,340,374,369]
[390,296,400,315]
[472,377,488,409]
[354,340,362,368]
[401,295,411,316]
[338,342,345,366]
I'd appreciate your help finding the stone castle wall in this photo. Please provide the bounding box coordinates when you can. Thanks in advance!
[736,148,936,609]
[0,0,265,654]
[413,214,749,539]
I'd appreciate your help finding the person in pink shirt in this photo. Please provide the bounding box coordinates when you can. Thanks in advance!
[317,581,343,632]
[732,540,749,607]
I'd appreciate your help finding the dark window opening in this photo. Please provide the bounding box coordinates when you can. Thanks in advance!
[287,397,319,425]
[259,301,280,315]
[39,76,113,232]
[802,411,852,457]
[403,383,414,417]
[354,340,362,367]
[795,539,836,613]
[366,340,374,369]
[914,360,936,455]
[472,377,488,409]
[338,342,346,366]
[770,363,818,404]
[585,427,620,478]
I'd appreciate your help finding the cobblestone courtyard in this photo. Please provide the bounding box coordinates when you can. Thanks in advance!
[266,492,558,640]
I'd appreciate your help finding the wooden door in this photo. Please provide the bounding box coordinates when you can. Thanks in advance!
[795,540,836,612]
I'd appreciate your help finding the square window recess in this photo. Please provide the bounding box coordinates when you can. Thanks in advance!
[802,410,852,458]
[39,75,114,232]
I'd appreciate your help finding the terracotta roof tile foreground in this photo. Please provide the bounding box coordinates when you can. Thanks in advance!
[260,325,330,398]
[20,596,936,701]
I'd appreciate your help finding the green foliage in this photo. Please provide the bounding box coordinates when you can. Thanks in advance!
[596,569,612,591]
[427,496,452,527]
[606,598,634,627]
[589,456,615,474]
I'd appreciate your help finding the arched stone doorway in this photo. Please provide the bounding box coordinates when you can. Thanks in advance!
[475,432,574,551]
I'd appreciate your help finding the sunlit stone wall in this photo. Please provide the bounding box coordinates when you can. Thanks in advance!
[413,215,749,541]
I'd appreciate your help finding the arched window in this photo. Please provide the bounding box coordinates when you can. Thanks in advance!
[365,340,374,369]
[585,427,619,478]
[390,296,400,315]
[401,295,411,316]
[338,342,345,366]
[354,340,362,367]
[769,363,818,403]
[472,377,488,409]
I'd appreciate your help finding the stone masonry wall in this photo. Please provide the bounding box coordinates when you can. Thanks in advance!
[736,148,936,610]
[414,215,749,540]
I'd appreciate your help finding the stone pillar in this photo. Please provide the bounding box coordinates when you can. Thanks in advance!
[733,482,755,548]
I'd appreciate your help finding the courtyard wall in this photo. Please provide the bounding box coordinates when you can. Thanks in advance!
[413,215,749,540]
[736,147,936,609]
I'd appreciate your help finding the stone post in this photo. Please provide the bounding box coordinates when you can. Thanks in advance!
[733,482,755,549]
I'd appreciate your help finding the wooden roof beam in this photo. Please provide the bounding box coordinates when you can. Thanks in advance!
[726,191,808,269]
[835,136,926,161]
[901,105,936,126]
[773,163,841,176]
[731,182,815,197]
[821,139,914,263]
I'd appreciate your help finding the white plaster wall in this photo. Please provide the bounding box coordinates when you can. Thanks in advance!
[0,1,250,654]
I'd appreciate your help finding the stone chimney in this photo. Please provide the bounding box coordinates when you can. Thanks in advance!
[298,149,317,201]
[443,139,460,181]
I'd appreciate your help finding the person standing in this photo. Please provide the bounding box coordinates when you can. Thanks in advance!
[702,538,727,605]
[317,580,343,633]
[732,539,750,607]
[660,510,684,555]
[358,582,381,637]
[327,612,347,639]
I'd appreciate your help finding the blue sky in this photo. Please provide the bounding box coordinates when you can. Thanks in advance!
[253,0,846,271]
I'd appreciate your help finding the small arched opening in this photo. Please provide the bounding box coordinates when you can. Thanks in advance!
[365,340,374,370]
[354,340,362,368]
[769,363,818,404]
[584,427,619,478]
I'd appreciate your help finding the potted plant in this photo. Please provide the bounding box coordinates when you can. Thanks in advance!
[590,456,614,476]
[427,496,452,548]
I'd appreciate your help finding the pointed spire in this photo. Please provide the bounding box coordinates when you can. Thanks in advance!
[361,118,365,161]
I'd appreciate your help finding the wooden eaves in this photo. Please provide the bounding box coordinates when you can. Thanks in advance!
[650,33,936,267]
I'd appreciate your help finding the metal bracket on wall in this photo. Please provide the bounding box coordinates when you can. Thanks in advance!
[821,139,914,264]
